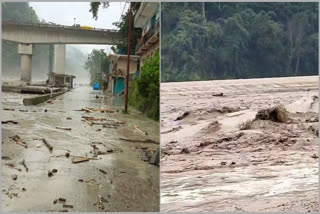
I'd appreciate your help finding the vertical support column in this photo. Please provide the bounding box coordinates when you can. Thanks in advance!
[53,44,66,74]
[18,43,33,83]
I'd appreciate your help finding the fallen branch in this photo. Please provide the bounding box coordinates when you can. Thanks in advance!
[134,125,148,136]
[10,135,27,148]
[2,120,18,124]
[72,157,89,163]
[56,127,72,131]
[119,137,158,144]
[21,159,28,172]
[42,139,53,151]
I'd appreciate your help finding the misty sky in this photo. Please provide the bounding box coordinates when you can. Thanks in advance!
[30,2,129,54]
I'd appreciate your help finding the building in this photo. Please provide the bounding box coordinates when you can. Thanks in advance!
[108,54,140,95]
[47,72,75,89]
[134,2,160,66]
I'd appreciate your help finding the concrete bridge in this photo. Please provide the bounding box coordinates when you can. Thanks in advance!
[2,21,124,83]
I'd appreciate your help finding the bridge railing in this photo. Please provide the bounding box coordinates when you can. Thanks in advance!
[2,20,119,33]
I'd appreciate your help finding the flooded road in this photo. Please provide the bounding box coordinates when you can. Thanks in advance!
[161,76,318,212]
[1,86,159,212]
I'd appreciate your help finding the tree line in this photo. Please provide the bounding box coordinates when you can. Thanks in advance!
[161,2,318,82]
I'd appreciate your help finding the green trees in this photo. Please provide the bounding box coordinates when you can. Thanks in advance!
[129,50,159,121]
[161,2,318,82]
[84,49,109,85]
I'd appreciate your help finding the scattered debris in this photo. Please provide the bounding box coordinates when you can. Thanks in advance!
[22,188,26,192]
[255,105,288,122]
[4,108,14,111]
[2,120,18,124]
[48,171,53,177]
[41,139,53,151]
[65,152,70,158]
[58,209,68,212]
[63,205,73,209]
[52,169,58,173]
[10,135,27,148]
[119,137,158,144]
[311,154,318,159]
[2,156,11,160]
[220,161,227,165]
[19,109,28,112]
[47,100,54,104]
[71,157,89,163]
[135,125,148,136]
[56,127,72,131]
[175,111,190,121]
[212,93,224,97]
[59,198,66,203]
[53,199,58,204]
[44,109,48,112]
[98,169,107,174]
[11,175,17,180]
[21,159,28,172]
[66,117,72,120]
[96,129,101,131]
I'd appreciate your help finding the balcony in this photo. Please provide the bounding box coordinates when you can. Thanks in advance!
[135,19,159,55]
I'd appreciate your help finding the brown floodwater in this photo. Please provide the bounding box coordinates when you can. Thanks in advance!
[161,76,319,212]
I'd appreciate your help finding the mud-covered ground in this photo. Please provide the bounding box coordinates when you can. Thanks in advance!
[161,76,319,212]
[1,86,159,212]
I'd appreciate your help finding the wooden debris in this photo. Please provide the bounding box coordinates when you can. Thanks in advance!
[19,109,28,112]
[134,125,148,136]
[2,156,11,160]
[119,137,158,144]
[212,93,224,97]
[96,129,101,131]
[98,169,107,174]
[59,198,66,203]
[10,135,27,148]
[72,157,89,163]
[2,120,18,124]
[41,139,53,151]
[63,205,73,208]
[81,108,94,113]
[66,117,72,120]
[56,127,72,131]
[4,108,14,111]
[82,116,106,121]
[52,169,58,173]
[65,152,70,158]
[11,174,17,180]
[58,209,68,212]
[21,159,28,172]
[92,142,102,145]
[47,100,54,104]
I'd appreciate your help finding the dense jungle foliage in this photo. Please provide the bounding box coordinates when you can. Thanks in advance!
[161,2,318,82]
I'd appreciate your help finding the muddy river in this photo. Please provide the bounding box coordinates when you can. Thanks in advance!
[160,76,319,212]
[1,85,159,212]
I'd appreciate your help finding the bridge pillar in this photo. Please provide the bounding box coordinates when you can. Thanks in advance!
[18,43,33,83]
[53,44,66,74]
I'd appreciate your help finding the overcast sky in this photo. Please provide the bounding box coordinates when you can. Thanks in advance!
[30,2,129,54]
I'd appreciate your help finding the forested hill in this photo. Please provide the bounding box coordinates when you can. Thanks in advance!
[161,2,318,82]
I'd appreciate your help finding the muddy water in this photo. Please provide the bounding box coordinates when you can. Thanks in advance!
[161,76,318,212]
[1,86,159,212]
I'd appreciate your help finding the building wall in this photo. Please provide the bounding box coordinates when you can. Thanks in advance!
[114,58,138,75]
[140,40,159,66]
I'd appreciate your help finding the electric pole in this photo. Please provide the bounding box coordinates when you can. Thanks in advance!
[124,3,132,113]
